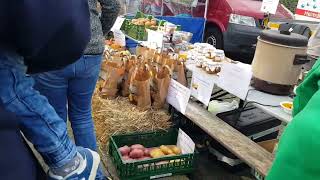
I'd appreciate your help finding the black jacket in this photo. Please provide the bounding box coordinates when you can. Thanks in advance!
[0,102,46,180]
[0,0,91,74]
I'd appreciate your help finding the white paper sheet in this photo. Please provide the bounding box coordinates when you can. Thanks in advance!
[190,70,215,106]
[166,79,191,114]
[147,29,164,49]
[177,128,195,154]
[217,63,252,100]
[111,17,125,31]
[113,30,126,47]
[99,70,107,80]
[261,0,279,14]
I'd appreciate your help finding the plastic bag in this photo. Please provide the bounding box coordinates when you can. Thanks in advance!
[151,65,172,109]
[99,61,125,99]
[208,100,239,115]
[129,64,152,110]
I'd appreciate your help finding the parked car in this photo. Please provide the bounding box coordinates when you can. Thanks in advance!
[195,0,293,62]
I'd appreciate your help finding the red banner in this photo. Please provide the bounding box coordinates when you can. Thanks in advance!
[295,9,320,19]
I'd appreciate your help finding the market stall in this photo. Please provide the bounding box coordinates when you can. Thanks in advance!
[95,7,310,179]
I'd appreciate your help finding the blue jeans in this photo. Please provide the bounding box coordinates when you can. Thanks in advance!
[0,50,77,168]
[33,55,103,179]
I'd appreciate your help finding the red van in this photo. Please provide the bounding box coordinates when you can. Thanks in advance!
[197,0,293,59]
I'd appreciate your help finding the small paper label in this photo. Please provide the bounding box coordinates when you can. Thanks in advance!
[261,0,279,14]
[166,79,191,114]
[177,128,195,154]
[190,70,215,106]
[113,30,126,47]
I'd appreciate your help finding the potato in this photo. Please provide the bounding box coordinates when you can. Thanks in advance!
[172,146,182,155]
[145,21,152,27]
[150,25,158,30]
[119,145,131,156]
[151,20,157,26]
[122,155,130,161]
[144,148,152,157]
[150,148,165,158]
[160,145,172,155]
[130,144,145,150]
[131,19,137,24]
[140,18,148,23]
[129,148,144,159]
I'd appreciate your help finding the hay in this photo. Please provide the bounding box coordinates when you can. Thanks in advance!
[92,81,172,155]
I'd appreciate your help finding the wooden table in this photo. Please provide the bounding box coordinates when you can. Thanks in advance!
[247,90,292,124]
[183,62,293,177]
[185,101,274,177]
[186,63,292,124]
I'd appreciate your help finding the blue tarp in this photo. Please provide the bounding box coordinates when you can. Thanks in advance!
[155,16,205,43]
[126,16,205,48]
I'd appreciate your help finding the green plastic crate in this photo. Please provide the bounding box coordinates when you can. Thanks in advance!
[123,22,147,41]
[109,129,196,180]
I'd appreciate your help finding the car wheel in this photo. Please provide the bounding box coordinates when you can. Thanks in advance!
[205,26,223,49]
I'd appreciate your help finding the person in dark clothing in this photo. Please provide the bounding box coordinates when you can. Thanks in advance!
[0,1,101,179]
[0,102,46,180]
[34,0,120,179]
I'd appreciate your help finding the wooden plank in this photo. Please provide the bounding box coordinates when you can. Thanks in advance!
[185,101,274,177]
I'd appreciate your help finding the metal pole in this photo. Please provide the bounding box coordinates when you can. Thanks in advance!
[201,0,209,42]
[161,0,164,16]
[204,0,209,19]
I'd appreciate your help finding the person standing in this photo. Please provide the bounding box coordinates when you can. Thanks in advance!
[34,0,120,179]
[305,23,320,70]
[267,58,320,180]
[0,0,101,180]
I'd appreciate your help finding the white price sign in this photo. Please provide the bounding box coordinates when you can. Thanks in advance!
[261,0,279,14]
[190,71,215,106]
[166,79,191,114]
[113,30,126,47]
[111,17,125,31]
[147,29,164,49]
[177,128,195,154]
[217,63,252,100]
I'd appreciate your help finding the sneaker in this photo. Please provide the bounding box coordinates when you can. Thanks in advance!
[48,148,100,180]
